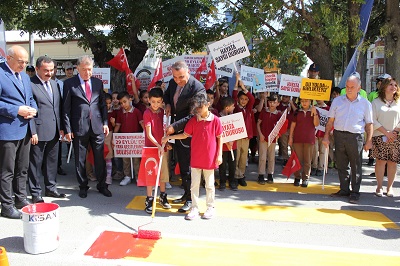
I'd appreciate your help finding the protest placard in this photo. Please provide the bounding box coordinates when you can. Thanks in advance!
[265,73,279,92]
[113,133,145,158]
[268,109,287,146]
[208,32,250,68]
[253,73,266,93]
[219,112,248,143]
[92,68,111,91]
[240,65,265,87]
[278,74,302,97]
[206,56,234,78]
[315,107,329,132]
[300,78,332,100]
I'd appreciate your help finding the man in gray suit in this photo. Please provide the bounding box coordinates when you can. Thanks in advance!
[28,56,66,204]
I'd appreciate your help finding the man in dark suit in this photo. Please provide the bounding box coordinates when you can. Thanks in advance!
[0,45,38,219]
[28,56,66,204]
[63,55,111,198]
[164,61,206,212]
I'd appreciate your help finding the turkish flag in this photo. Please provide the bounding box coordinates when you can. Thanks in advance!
[125,69,141,95]
[194,56,207,81]
[137,147,160,186]
[147,60,163,91]
[278,119,289,137]
[282,150,301,179]
[204,60,216,90]
[106,48,129,72]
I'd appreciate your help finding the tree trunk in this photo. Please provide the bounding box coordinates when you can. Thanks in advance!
[347,0,361,64]
[303,36,335,83]
[385,0,400,79]
[357,51,367,91]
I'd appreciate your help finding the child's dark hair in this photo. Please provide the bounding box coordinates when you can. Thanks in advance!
[267,93,279,102]
[111,91,118,96]
[206,89,214,95]
[189,93,208,113]
[139,89,148,100]
[117,91,130,100]
[105,93,112,101]
[155,80,163,87]
[332,86,341,94]
[149,87,163,99]
[237,91,248,99]
[221,96,235,109]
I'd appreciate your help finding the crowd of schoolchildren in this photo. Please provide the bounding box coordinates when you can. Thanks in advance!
[95,63,394,220]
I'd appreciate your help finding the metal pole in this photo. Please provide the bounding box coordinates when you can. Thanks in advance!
[28,4,34,65]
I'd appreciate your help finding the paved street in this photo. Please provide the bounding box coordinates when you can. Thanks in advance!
[0,144,400,265]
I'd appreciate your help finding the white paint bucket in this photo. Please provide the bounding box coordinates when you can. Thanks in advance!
[21,203,59,254]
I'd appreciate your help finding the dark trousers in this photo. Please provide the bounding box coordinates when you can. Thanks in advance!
[334,130,363,195]
[219,150,236,182]
[0,135,30,208]
[73,127,106,190]
[58,140,62,169]
[28,135,59,197]
[175,138,191,201]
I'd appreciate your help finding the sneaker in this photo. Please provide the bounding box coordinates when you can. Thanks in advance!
[238,178,247,187]
[185,207,199,220]
[218,182,226,191]
[202,207,215,220]
[301,179,309,187]
[257,175,266,185]
[165,182,172,189]
[159,192,171,209]
[294,178,300,187]
[119,176,131,186]
[266,174,274,184]
[328,161,335,169]
[349,194,359,204]
[315,170,322,176]
[145,196,154,214]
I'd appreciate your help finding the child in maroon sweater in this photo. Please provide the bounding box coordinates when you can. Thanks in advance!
[257,94,282,184]
[288,99,320,187]
[233,73,255,186]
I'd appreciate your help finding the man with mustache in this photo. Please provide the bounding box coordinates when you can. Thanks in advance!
[28,56,66,203]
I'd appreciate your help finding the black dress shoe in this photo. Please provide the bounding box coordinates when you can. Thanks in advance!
[15,199,31,209]
[172,194,187,204]
[45,190,67,198]
[32,196,45,203]
[57,167,67,175]
[178,201,192,213]
[1,206,22,219]
[79,187,89,198]
[97,185,112,197]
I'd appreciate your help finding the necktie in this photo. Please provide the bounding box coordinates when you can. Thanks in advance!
[84,80,91,102]
[44,81,53,99]
[15,72,22,85]
[173,86,183,107]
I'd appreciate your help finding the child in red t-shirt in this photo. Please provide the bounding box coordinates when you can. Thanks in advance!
[288,99,320,187]
[142,88,171,214]
[233,73,255,186]
[218,96,237,191]
[311,100,330,176]
[257,94,282,185]
[114,91,144,186]
[162,94,223,220]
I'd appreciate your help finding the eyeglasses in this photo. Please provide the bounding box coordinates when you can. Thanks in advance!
[10,56,29,65]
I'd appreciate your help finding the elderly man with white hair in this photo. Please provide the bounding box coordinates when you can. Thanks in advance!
[323,74,373,204]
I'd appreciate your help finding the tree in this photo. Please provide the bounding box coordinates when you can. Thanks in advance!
[221,0,370,83]
[384,0,400,79]
[0,0,223,90]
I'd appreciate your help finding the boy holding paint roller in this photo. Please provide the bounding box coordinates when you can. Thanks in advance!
[142,87,171,214]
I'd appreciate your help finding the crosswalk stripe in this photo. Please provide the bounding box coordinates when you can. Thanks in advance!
[126,196,398,229]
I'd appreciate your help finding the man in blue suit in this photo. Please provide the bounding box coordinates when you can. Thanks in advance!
[28,56,66,204]
[0,45,38,219]
[63,55,111,198]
